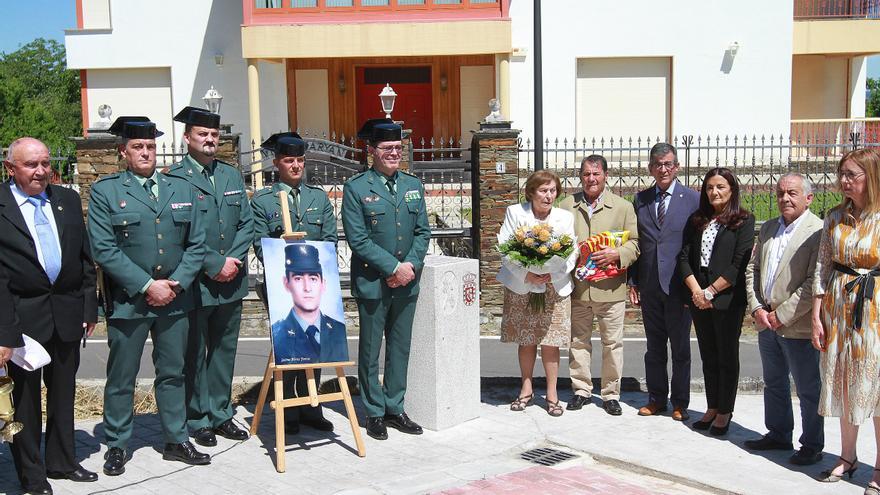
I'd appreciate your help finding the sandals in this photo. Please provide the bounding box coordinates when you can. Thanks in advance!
[546,399,564,417]
[866,469,880,495]
[510,394,534,411]
[818,456,857,482]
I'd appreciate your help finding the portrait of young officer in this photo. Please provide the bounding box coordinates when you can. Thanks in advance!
[251,131,337,434]
[270,244,348,364]
[0,137,98,494]
[341,118,431,440]
[87,116,209,475]
[166,106,254,448]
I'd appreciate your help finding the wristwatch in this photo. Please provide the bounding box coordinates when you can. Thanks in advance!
[703,288,714,301]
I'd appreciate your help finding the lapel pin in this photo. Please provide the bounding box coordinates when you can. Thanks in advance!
[120,200,127,208]
[187,169,193,175]
[57,205,63,211]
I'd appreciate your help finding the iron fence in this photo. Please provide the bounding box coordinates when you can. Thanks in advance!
[518,131,880,222]
[793,0,880,19]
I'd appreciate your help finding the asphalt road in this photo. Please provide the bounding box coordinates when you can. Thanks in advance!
[77,336,762,381]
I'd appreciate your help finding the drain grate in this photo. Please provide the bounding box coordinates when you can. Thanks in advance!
[520,447,578,466]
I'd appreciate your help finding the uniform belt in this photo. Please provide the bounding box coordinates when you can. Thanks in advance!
[833,262,880,331]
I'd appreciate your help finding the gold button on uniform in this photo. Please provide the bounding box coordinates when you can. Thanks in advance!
[398,236,403,241]
[158,249,164,255]
[220,249,225,255]
[123,220,128,225]
[155,218,161,224]
[157,234,162,239]
[220,234,225,240]
[155,265,162,271]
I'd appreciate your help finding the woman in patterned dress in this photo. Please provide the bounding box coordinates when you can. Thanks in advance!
[497,170,577,417]
[812,148,880,493]
[678,167,754,436]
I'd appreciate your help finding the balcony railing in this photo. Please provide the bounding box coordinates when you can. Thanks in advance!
[791,118,880,148]
[246,0,507,25]
[794,0,880,19]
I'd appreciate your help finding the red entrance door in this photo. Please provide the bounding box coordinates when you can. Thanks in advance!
[356,66,434,144]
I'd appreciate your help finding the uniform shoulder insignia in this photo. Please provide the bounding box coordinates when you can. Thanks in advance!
[347,171,367,183]
[95,172,122,183]
[303,182,324,190]
[215,159,234,168]
[399,170,418,178]
[253,187,274,198]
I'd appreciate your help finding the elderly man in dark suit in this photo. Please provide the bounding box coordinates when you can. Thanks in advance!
[629,143,699,421]
[0,137,99,495]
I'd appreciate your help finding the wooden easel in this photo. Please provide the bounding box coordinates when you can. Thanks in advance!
[248,189,365,473]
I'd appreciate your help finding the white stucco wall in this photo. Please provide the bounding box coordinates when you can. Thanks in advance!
[85,68,174,148]
[508,0,794,141]
[66,0,287,150]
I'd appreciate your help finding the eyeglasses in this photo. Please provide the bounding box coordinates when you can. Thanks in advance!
[838,171,865,182]
[376,145,403,154]
[650,161,678,170]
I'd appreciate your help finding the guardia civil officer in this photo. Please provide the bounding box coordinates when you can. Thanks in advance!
[341,119,431,440]
[88,117,209,475]
[251,132,337,434]
[166,106,253,447]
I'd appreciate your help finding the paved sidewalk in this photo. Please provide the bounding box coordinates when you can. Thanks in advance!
[0,386,872,494]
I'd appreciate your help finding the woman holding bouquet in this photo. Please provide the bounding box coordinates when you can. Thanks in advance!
[677,167,754,436]
[497,170,578,417]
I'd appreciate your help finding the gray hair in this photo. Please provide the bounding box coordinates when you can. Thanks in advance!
[778,172,813,196]
[5,137,47,164]
[649,142,678,165]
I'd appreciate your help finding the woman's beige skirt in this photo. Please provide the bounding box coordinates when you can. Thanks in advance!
[500,283,571,347]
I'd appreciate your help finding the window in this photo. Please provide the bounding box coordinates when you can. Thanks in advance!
[398,0,425,5]
[361,0,390,6]
[291,0,317,6]
[326,0,354,5]
[434,0,461,4]
[255,0,282,8]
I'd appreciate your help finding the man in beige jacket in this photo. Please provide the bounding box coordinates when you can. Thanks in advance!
[744,173,823,466]
[560,155,639,415]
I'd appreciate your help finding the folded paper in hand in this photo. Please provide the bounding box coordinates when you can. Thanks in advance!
[11,335,51,371]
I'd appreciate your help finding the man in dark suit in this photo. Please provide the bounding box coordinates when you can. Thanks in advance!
[629,143,699,421]
[270,244,348,365]
[0,137,99,495]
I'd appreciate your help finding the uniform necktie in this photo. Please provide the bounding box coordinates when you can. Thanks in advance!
[290,188,300,216]
[144,178,157,202]
[386,178,396,198]
[657,191,668,225]
[202,167,214,189]
[27,196,61,283]
[306,325,320,354]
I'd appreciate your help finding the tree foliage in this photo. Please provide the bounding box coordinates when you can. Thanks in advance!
[869,77,880,118]
[0,38,81,150]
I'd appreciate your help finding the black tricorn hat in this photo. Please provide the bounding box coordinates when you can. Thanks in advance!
[108,116,164,139]
[173,106,221,129]
[284,244,322,276]
[261,132,306,157]
[357,118,401,143]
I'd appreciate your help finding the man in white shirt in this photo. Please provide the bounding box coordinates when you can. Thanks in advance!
[744,173,824,465]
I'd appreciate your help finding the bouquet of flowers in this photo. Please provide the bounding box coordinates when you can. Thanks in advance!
[497,223,575,312]
[575,230,630,282]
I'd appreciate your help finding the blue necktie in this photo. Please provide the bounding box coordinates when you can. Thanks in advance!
[306,325,320,355]
[27,196,61,283]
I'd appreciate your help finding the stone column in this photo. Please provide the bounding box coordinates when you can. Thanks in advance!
[217,133,241,168]
[72,135,122,216]
[405,255,480,430]
[470,122,520,325]
[247,59,263,189]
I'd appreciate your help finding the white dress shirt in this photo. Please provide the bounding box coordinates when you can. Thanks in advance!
[496,202,578,296]
[10,181,61,276]
[763,213,806,301]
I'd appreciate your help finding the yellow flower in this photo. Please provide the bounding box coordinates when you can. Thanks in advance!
[551,242,562,251]
[537,245,549,255]
[514,229,526,242]
[538,230,550,242]
[524,238,535,247]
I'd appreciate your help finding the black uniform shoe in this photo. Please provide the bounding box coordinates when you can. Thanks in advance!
[47,464,98,482]
[603,399,623,416]
[566,395,589,411]
[192,427,217,447]
[102,447,130,476]
[383,413,423,435]
[213,419,248,441]
[365,417,388,440]
[301,417,334,432]
[790,446,824,466]
[162,441,211,465]
[24,481,53,495]
[744,435,793,451]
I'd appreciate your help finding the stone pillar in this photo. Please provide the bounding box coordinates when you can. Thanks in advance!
[73,135,122,216]
[405,255,480,430]
[217,133,241,168]
[470,122,520,324]
[247,59,263,189]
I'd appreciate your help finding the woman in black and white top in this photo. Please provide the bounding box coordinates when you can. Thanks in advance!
[677,167,755,436]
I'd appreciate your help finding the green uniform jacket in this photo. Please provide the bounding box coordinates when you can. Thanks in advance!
[166,155,254,305]
[251,182,338,263]
[341,168,431,300]
[88,170,206,319]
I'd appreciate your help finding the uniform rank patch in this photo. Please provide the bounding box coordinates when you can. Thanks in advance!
[171,202,193,209]
[404,190,421,202]
[362,195,380,204]
[224,190,242,196]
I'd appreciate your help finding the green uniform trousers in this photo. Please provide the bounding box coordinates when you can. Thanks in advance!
[357,296,418,418]
[104,316,188,448]
[185,301,243,429]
